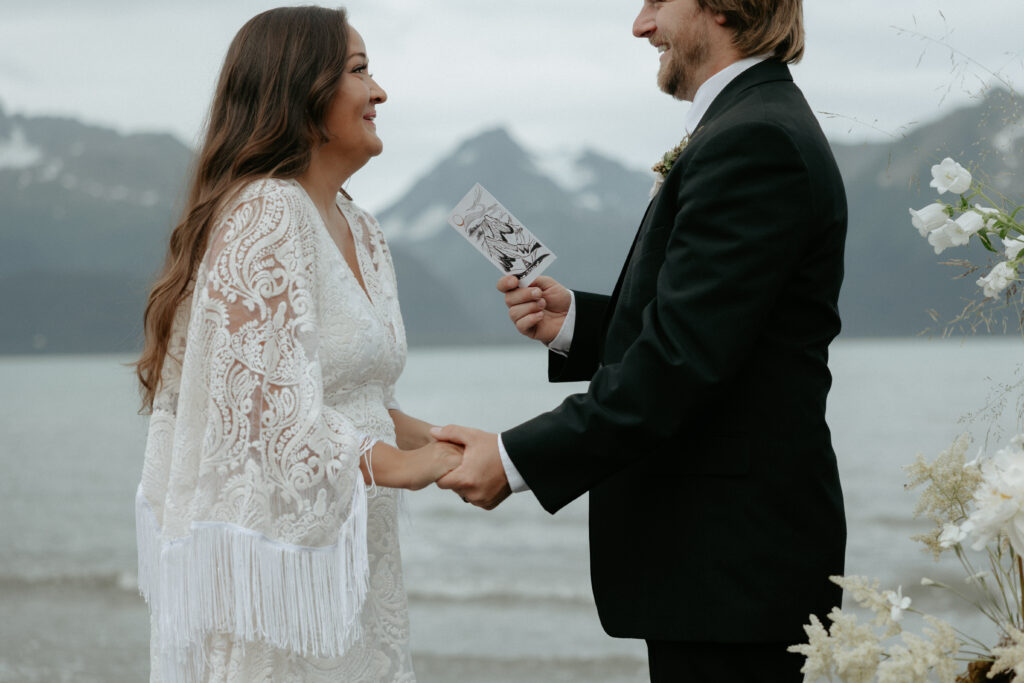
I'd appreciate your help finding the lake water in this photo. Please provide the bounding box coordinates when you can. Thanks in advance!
[1,338,1021,682]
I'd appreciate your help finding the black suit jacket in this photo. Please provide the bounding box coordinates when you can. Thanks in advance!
[502,60,847,644]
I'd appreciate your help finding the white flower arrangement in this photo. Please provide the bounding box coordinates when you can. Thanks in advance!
[908,157,1023,300]
[790,434,1024,681]
[790,158,1024,681]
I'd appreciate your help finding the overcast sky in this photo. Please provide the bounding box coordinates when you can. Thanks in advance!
[1,0,1021,212]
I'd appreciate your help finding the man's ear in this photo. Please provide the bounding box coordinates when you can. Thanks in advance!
[712,12,728,26]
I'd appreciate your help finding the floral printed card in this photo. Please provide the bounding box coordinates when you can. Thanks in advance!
[447,184,556,286]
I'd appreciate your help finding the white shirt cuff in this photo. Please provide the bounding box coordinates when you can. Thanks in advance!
[497,433,530,493]
[545,290,576,357]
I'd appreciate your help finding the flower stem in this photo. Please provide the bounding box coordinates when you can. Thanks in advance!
[984,547,1017,624]
[1018,554,1024,627]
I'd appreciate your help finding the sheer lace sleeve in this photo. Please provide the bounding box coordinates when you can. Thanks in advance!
[137,179,373,682]
[183,180,373,541]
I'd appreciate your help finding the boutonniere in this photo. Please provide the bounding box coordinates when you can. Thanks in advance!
[649,134,691,198]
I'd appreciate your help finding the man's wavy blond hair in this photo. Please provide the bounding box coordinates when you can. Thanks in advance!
[698,0,804,64]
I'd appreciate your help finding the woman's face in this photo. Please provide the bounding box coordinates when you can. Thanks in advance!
[322,26,387,164]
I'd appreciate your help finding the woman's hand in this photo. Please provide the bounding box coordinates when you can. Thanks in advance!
[403,441,464,491]
[363,440,463,490]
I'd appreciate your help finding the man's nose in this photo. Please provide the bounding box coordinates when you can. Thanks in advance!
[633,4,655,38]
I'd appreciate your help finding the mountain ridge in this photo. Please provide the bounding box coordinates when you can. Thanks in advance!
[0,91,1020,353]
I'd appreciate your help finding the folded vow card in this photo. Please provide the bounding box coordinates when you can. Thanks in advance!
[447,184,556,286]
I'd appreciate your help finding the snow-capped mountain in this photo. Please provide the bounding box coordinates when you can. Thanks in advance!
[378,127,647,345]
[0,89,1021,352]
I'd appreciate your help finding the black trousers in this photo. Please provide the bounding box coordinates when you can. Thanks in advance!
[646,640,805,682]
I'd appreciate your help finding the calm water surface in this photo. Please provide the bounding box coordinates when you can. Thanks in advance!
[0,338,1021,682]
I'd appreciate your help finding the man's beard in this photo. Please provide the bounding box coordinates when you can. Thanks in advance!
[658,23,710,101]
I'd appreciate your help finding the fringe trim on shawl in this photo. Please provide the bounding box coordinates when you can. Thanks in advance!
[136,482,369,683]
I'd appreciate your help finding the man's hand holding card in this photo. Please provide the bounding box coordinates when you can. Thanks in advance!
[497,275,572,345]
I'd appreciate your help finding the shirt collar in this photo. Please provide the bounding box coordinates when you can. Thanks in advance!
[682,55,769,135]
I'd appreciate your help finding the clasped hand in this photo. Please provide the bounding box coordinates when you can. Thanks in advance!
[422,275,569,509]
[431,425,511,510]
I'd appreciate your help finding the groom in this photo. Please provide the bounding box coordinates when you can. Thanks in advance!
[434,0,847,679]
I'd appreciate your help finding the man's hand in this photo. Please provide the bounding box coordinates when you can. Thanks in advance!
[498,275,571,345]
[431,425,512,510]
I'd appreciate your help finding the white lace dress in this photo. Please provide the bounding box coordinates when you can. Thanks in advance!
[136,178,415,682]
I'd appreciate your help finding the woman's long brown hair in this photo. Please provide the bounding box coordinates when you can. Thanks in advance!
[136,6,350,412]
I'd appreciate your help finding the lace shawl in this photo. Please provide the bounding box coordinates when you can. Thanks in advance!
[136,179,398,683]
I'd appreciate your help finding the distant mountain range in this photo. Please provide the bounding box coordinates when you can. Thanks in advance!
[0,103,191,353]
[0,91,1021,353]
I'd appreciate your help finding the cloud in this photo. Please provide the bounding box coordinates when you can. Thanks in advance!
[0,0,1020,211]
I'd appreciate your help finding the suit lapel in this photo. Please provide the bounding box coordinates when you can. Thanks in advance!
[598,61,794,348]
[608,198,657,306]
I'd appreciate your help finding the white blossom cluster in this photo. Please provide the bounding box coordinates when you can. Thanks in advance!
[991,624,1024,678]
[787,576,959,682]
[904,433,981,559]
[960,435,1024,554]
[909,157,1023,299]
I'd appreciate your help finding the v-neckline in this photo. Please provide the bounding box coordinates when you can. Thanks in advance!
[291,180,374,308]
[333,201,374,307]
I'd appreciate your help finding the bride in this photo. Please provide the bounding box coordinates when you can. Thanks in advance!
[133,7,459,682]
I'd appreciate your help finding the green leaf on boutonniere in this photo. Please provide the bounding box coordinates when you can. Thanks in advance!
[651,135,690,177]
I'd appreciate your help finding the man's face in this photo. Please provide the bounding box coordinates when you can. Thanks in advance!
[634,0,714,102]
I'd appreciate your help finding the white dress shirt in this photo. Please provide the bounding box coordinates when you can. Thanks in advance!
[683,55,767,135]
[497,55,769,494]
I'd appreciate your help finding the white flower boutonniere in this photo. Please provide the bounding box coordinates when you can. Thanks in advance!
[649,134,690,198]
